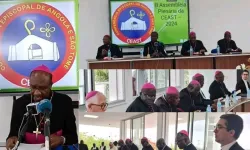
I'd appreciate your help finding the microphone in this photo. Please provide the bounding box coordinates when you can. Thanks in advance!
[25,102,39,116]
[12,104,35,150]
[37,99,52,150]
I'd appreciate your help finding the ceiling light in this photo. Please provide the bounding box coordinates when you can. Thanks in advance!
[84,115,99,118]
[178,118,183,121]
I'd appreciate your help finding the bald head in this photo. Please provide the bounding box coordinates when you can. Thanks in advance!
[156,138,166,150]
[187,80,201,96]
[86,91,107,112]
[192,73,204,88]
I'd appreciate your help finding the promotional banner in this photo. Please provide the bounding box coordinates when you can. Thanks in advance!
[0,0,79,93]
[110,0,189,47]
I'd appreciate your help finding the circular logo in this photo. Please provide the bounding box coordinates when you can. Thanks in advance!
[112,2,154,44]
[0,3,76,87]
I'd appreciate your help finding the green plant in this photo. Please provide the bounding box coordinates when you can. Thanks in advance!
[94,70,109,82]
[79,132,111,149]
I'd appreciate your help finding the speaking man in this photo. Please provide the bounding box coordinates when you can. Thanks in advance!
[143,32,167,58]
[96,35,123,59]
[214,114,244,150]
[85,91,108,112]
[6,65,78,149]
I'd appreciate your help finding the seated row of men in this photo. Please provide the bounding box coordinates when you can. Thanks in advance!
[85,70,249,112]
[96,31,240,59]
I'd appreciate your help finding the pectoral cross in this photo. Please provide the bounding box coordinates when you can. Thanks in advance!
[33,127,41,140]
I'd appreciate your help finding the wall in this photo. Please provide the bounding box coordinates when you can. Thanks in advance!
[81,0,250,68]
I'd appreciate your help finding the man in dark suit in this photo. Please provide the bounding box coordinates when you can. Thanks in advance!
[192,73,217,111]
[126,83,159,112]
[96,35,123,59]
[79,140,88,150]
[143,31,167,58]
[155,86,183,112]
[179,80,204,112]
[176,130,197,150]
[125,139,138,150]
[181,31,207,56]
[156,138,171,150]
[6,65,78,149]
[209,71,231,100]
[214,114,244,150]
[100,142,106,150]
[141,137,154,150]
[236,70,250,96]
[217,31,240,53]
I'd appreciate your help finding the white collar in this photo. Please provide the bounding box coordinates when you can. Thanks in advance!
[187,143,192,146]
[221,141,236,150]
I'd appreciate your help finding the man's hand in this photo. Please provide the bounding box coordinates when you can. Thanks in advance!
[193,52,200,55]
[200,49,206,53]
[102,49,107,56]
[50,135,64,148]
[113,55,117,58]
[152,52,159,57]
[6,136,18,150]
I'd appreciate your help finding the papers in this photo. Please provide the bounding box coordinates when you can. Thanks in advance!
[13,143,44,150]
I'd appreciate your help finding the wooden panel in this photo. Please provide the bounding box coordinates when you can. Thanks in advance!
[215,55,250,69]
[89,61,131,69]
[175,57,213,69]
[132,59,173,69]
[243,101,250,112]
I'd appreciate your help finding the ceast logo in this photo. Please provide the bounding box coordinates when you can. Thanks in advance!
[0,3,76,87]
[112,2,154,44]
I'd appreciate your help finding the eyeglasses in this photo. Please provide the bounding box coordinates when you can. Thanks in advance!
[91,103,108,110]
[214,124,227,130]
[142,93,156,99]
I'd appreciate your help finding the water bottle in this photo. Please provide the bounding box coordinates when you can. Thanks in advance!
[190,46,193,56]
[217,45,220,54]
[247,89,250,98]
[108,49,111,58]
[225,95,230,108]
[232,93,237,104]
[140,48,144,58]
[217,99,222,112]
[206,105,211,112]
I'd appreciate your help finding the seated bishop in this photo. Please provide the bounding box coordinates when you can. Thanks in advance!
[6,65,78,149]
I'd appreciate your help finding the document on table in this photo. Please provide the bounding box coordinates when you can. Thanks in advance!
[13,143,45,150]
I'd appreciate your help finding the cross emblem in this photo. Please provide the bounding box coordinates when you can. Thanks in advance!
[137,11,145,19]
[33,127,41,140]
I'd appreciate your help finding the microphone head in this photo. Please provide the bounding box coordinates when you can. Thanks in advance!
[154,42,158,47]
[37,99,52,114]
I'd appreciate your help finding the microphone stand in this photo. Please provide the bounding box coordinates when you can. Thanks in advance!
[12,114,32,150]
[44,112,51,150]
